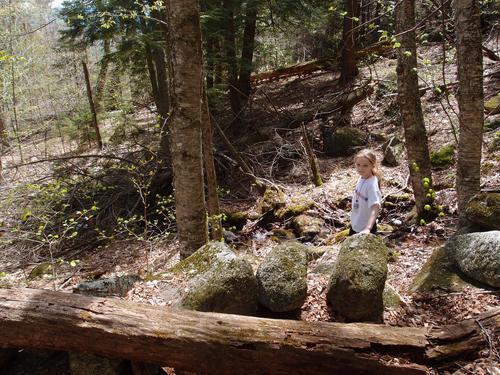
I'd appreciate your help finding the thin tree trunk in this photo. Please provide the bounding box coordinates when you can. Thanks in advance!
[454,0,484,226]
[0,114,6,183]
[302,123,322,187]
[340,0,361,84]
[82,60,103,150]
[94,39,111,112]
[8,0,23,162]
[202,86,222,240]
[0,289,498,375]
[395,0,433,221]
[166,0,208,258]
[152,46,171,162]
[237,1,258,104]
[223,0,242,118]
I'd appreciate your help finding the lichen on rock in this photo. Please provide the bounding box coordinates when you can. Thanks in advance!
[256,241,308,312]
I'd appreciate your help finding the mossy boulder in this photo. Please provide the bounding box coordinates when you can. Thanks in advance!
[292,214,324,240]
[256,242,308,312]
[322,126,368,157]
[465,193,500,230]
[382,137,405,166]
[275,196,315,220]
[430,144,455,169]
[326,234,388,322]
[256,187,286,214]
[485,93,500,115]
[383,282,403,308]
[225,211,248,229]
[445,231,500,288]
[172,241,258,315]
[409,247,471,292]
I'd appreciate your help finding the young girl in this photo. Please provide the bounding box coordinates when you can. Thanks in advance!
[349,149,382,235]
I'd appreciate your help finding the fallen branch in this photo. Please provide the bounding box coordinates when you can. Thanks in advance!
[0,288,498,374]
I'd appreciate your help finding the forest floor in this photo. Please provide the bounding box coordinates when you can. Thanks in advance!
[0,42,499,374]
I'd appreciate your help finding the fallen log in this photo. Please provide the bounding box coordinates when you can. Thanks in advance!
[0,288,498,374]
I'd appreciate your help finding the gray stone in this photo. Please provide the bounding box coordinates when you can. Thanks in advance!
[445,231,500,288]
[172,241,258,315]
[326,234,388,322]
[73,275,140,297]
[310,245,340,275]
[465,193,500,230]
[383,282,403,308]
[322,126,368,157]
[382,137,404,166]
[292,214,324,240]
[256,241,308,312]
[409,247,472,293]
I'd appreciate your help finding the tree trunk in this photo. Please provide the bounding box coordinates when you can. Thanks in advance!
[395,0,433,221]
[223,0,242,119]
[0,114,6,183]
[94,39,111,112]
[339,0,361,84]
[454,0,484,226]
[0,289,498,375]
[152,45,171,162]
[202,85,222,240]
[166,0,208,258]
[237,1,258,105]
[82,60,103,150]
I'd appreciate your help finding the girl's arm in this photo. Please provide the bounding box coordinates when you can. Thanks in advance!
[360,203,380,234]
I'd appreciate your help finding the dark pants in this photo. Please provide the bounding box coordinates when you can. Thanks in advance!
[349,223,377,236]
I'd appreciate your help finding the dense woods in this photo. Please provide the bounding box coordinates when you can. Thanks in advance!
[0,0,499,373]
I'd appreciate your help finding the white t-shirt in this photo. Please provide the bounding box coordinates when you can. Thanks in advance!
[350,175,381,233]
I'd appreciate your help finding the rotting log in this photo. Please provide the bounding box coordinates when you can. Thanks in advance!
[0,288,498,375]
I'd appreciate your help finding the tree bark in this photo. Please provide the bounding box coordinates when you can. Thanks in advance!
[166,0,208,258]
[202,85,222,240]
[237,1,258,104]
[0,289,498,375]
[339,0,361,84]
[454,0,484,226]
[82,60,103,150]
[223,0,242,119]
[94,39,111,112]
[0,114,6,183]
[395,0,433,221]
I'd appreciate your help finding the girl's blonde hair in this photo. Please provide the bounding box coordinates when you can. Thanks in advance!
[354,149,382,188]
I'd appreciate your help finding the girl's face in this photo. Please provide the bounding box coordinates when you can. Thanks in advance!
[355,157,374,179]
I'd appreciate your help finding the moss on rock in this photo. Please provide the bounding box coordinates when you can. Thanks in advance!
[326,234,388,322]
[465,193,500,230]
[430,145,455,168]
[256,241,308,312]
[292,214,324,239]
[257,187,286,214]
[275,196,315,220]
[409,247,471,293]
[172,241,258,315]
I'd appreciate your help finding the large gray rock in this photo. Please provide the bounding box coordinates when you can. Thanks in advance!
[382,137,404,166]
[465,193,500,230]
[322,126,368,157]
[409,247,472,293]
[256,241,308,312]
[445,231,500,288]
[73,275,140,297]
[171,241,258,315]
[326,234,388,322]
[292,214,325,240]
